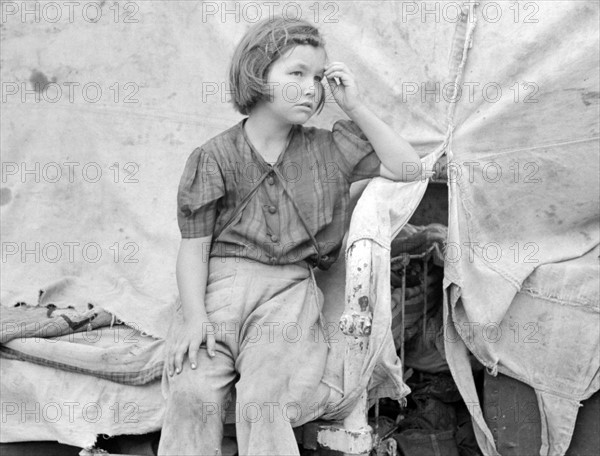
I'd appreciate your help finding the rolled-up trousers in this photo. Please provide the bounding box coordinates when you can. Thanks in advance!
[158,257,332,456]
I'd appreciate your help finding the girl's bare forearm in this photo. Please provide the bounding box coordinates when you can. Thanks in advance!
[346,104,422,181]
[176,236,212,320]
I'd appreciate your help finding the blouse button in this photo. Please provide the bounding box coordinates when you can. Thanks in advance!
[268,205,277,214]
[267,175,275,185]
[270,234,279,242]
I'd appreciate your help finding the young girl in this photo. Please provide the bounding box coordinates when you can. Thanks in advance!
[158,17,421,456]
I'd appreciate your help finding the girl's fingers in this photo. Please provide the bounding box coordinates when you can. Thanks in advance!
[173,343,186,374]
[325,67,347,76]
[325,63,351,77]
[206,334,216,358]
[327,78,341,94]
[188,339,201,369]
[326,71,345,80]
[326,71,354,87]
[167,341,178,376]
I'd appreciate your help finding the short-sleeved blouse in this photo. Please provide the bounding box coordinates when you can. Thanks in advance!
[177,118,381,270]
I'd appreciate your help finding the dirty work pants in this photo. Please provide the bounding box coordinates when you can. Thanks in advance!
[158,257,332,456]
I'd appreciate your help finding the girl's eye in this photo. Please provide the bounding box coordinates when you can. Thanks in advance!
[291,71,303,77]
[314,75,323,82]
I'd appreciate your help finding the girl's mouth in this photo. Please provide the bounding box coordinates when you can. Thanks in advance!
[295,102,313,110]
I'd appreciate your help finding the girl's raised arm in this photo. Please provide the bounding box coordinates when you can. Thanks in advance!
[346,103,423,182]
[325,62,423,182]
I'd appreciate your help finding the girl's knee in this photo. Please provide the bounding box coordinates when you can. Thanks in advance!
[168,388,232,423]
[169,376,230,408]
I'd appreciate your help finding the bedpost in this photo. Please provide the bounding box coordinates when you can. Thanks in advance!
[316,238,375,455]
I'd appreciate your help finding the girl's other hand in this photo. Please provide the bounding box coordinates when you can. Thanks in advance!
[167,314,216,376]
[324,62,364,114]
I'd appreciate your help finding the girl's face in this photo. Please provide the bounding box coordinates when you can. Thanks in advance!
[263,45,326,124]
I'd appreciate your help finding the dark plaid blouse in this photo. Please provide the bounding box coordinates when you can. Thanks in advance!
[177,118,381,270]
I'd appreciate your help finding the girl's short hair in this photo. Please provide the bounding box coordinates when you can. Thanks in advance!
[229,17,326,115]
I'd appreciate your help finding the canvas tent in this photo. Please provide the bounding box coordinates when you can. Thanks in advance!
[1,1,598,455]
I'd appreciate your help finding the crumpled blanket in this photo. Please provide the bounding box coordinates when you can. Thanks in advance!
[1,303,112,344]
[1,330,165,386]
[2,275,173,340]
[0,280,165,385]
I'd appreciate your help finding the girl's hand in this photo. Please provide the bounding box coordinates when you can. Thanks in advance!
[166,314,216,376]
[324,62,364,114]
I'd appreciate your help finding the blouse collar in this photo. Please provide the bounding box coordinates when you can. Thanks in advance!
[239,118,299,169]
